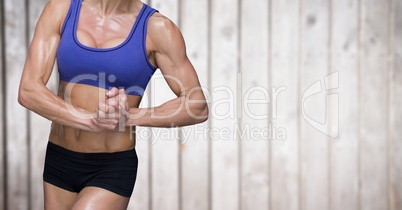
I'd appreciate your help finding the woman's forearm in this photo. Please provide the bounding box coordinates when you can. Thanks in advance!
[18,82,94,131]
[125,96,208,127]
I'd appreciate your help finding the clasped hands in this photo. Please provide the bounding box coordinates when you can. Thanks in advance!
[91,87,130,131]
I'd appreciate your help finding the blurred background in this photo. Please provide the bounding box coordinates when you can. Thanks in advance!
[1,0,401,210]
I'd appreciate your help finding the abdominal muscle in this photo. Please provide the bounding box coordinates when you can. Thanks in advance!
[48,81,142,153]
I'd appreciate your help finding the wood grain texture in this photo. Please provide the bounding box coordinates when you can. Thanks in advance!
[148,1,180,210]
[129,95,151,210]
[299,0,330,209]
[4,0,29,209]
[210,0,240,210]
[390,0,402,209]
[27,1,55,210]
[1,1,402,210]
[330,0,359,210]
[128,0,151,208]
[270,0,300,209]
[0,0,4,208]
[240,0,270,209]
[128,130,152,210]
[359,0,389,209]
[179,0,210,210]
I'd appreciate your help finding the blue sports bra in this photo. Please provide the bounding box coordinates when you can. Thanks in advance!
[57,0,158,96]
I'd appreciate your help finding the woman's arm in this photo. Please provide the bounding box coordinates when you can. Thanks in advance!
[18,0,108,131]
[124,15,209,127]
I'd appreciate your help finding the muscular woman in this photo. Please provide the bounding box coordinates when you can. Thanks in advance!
[18,0,208,209]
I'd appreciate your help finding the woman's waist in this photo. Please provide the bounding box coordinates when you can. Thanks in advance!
[49,123,136,153]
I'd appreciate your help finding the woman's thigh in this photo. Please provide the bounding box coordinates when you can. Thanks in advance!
[71,186,130,210]
[44,182,78,210]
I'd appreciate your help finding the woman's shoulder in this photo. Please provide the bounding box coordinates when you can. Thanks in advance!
[45,0,71,12]
[146,12,186,55]
[148,12,169,27]
[147,12,181,39]
[40,0,72,33]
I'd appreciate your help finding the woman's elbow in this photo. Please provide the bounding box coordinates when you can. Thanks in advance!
[18,89,27,107]
[199,104,209,123]
[17,84,32,108]
[188,102,209,124]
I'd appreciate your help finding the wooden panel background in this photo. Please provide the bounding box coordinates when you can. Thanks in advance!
[0,0,401,210]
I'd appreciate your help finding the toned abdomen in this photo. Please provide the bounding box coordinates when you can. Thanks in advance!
[48,81,141,153]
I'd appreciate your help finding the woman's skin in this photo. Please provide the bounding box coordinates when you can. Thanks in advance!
[18,0,208,209]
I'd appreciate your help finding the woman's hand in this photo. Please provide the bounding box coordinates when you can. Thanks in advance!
[106,88,130,117]
[91,87,129,131]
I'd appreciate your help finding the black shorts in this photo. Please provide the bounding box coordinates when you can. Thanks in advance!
[43,141,138,197]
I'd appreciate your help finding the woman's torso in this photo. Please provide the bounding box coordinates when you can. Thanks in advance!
[49,0,158,153]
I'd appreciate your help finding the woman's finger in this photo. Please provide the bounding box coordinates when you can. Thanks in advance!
[106,87,119,98]
[105,97,119,109]
[98,102,109,113]
[93,120,117,131]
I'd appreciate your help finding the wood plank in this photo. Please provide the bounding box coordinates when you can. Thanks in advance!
[127,1,151,209]
[27,1,56,210]
[390,0,402,209]
[0,0,5,208]
[179,0,210,210]
[4,0,29,209]
[129,93,152,210]
[299,0,330,209]
[270,0,300,209]
[329,0,360,210]
[359,0,389,209]
[148,1,180,210]
[239,0,270,209]
[210,0,240,210]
